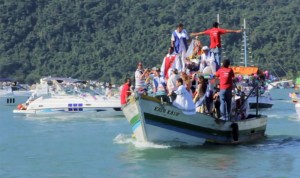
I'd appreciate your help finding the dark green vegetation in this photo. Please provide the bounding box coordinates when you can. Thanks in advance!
[0,0,299,84]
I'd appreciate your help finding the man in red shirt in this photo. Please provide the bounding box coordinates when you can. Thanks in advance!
[191,22,241,69]
[215,59,235,120]
[120,78,132,106]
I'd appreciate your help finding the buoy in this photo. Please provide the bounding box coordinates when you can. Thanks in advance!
[231,123,239,141]
[17,104,27,110]
[17,104,23,110]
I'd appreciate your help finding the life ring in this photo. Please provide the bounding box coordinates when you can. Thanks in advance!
[231,122,239,141]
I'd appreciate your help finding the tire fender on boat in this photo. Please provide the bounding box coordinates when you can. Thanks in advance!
[231,122,239,141]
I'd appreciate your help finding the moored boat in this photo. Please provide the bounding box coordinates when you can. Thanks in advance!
[231,66,273,109]
[13,77,123,117]
[248,95,273,109]
[13,94,123,117]
[267,79,294,90]
[0,78,32,106]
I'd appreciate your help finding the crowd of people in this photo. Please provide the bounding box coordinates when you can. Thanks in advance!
[120,22,248,120]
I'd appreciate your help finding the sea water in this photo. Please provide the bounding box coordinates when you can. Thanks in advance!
[0,89,300,178]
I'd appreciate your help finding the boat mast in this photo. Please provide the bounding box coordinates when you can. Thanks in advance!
[217,14,227,60]
[243,19,247,67]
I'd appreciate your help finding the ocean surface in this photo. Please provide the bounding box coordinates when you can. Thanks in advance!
[0,89,300,178]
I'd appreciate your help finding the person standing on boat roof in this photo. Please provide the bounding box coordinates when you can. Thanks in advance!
[120,78,132,106]
[171,23,190,72]
[168,78,196,115]
[190,22,242,69]
[215,59,235,120]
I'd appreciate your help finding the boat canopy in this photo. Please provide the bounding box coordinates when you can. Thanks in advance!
[230,66,259,75]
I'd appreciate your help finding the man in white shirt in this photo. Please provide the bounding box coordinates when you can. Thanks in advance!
[135,62,147,93]
[199,46,216,74]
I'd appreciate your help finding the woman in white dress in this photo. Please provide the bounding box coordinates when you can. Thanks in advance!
[168,78,196,115]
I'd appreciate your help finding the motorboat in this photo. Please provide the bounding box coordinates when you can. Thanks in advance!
[267,79,294,90]
[0,78,32,106]
[13,77,123,117]
[248,94,273,109]
[14,94,122,117]
[231,66,273,109]
[296,103,300,119]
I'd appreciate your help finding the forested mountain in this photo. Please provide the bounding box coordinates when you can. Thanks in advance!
[0,0,299,84]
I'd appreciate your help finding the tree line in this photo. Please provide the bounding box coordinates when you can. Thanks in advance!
[0,0,299,84]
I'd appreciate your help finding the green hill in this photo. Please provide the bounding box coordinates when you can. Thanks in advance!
[0,0,299,84]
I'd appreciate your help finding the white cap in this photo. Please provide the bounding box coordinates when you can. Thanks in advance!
[152,67,158,71]
[202,46,209,51]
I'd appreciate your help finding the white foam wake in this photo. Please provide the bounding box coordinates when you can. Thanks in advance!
[113,134,171,149]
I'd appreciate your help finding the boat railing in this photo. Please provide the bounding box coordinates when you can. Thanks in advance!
[237,80,261,118]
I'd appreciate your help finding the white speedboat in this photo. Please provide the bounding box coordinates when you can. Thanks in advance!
[267,80,293,90]
[14,94,122,117]
[248,95,273,109]
[0,79,32,106]
[13,77,123,117]
[235,84,273,109]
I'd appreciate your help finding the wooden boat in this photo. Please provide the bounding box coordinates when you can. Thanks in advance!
[122,93,267,146]
[122,19,268,145]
